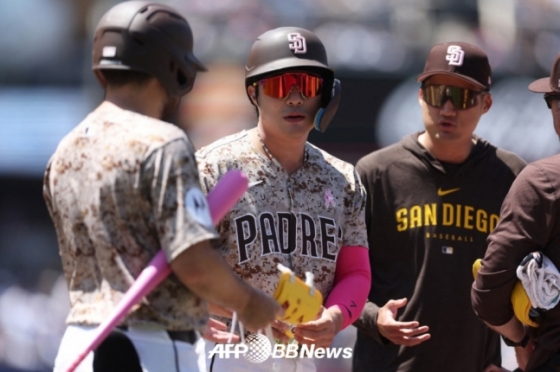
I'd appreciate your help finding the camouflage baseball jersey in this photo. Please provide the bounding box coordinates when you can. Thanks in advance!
[43,103,218,331]
[196,129,368,300]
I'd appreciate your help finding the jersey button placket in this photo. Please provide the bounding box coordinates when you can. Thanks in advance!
[286,178,296,271]
[286,178,292,208]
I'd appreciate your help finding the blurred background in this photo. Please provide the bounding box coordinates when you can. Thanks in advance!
[1,0,559,370]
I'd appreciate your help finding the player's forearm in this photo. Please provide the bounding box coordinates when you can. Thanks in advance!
[190,271,252,315]
[324,306,344,335]
[170,241,252,314]
[353,301,384,342]
[325,246,371,330]
[485,316,526,344]
[208,302,234,318]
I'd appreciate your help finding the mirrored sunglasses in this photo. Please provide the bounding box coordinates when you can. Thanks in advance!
[255,73,323,99]
[544,94,560,109]
[422,85,486,110]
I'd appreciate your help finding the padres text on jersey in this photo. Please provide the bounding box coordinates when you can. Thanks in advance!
[196,130,368,299]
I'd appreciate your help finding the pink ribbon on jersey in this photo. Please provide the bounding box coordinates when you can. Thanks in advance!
[325,189,336,208]
[65,169,248,372]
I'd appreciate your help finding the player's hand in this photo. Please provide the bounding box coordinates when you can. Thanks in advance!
[202,318,240,343]
[377,298,430,346]
[237,288,283,333]
[514,340,535,371]
[271,320,292,344]
[293,306,343,348]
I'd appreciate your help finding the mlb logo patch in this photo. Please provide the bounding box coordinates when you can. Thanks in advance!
[442,246,454,254]
[102,46,117,57]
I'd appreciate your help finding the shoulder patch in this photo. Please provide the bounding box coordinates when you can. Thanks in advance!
[185,188,213,228]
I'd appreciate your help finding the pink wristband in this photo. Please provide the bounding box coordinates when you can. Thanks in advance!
[325,246,371,330]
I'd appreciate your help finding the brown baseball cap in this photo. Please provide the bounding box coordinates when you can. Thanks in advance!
[528,53,560,93]
[416,41,491,90]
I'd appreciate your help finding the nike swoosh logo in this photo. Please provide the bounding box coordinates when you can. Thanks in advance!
[437,187,461,196]
[245,65,255,72]
[248,180,263,188]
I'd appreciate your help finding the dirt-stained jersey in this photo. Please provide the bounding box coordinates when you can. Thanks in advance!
[196,129,368,299]
[43,104,218,331]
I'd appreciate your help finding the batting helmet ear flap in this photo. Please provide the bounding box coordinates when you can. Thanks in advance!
[314,79,341,132]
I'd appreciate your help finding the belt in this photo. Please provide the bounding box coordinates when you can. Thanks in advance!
[116,325,197,345]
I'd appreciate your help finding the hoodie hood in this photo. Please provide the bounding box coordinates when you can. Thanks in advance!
[402,132,494,177]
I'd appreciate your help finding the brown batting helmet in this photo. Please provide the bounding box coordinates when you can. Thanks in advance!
[245,27,340,132]
[92,1,206,97]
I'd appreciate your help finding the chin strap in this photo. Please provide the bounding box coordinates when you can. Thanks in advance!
[314,79,341,132]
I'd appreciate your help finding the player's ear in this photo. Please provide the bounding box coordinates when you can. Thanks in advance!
[94,70,108,91]
[247,85,258,105]
[481,92,492,113]
[418,88,424,106]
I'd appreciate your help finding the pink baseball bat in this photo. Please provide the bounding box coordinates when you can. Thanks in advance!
[66,169,248,372]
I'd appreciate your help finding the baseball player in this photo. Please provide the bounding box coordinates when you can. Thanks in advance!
[353,42,526,372]
[46,2,280,371]
[196,27,371,372]
[472,52,560,371]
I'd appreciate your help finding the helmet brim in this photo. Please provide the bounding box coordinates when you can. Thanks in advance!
[246,58,332,79]
[528,77,553,93]
[187,53,207,72]
[416,71,488,90]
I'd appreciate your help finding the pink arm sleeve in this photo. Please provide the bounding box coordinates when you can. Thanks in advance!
[325,246,371,330]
